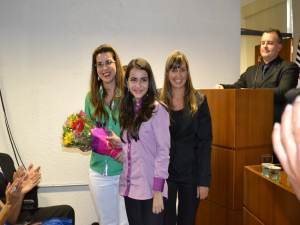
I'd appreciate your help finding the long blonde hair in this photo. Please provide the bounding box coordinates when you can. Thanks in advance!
[160,50,198,115]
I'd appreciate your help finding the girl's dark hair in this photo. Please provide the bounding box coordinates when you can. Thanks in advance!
[89,44,124,125]
[120,58,165,142]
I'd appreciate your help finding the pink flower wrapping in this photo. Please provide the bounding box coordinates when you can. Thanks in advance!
[91,127,121,159]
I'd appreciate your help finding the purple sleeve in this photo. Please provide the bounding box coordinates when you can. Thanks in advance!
[152,103,170,191]
[153,177,165,192]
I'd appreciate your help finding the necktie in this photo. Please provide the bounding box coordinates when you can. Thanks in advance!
[262,64,270,79]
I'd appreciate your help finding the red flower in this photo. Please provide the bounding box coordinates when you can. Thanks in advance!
[72,118,85,132]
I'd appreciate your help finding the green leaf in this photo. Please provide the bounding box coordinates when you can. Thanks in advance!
[62,125,69,133]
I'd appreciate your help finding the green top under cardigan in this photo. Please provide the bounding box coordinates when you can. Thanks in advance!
[84,89,123,176]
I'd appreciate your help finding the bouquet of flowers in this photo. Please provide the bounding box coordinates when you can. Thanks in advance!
[62,111,97,147]
[61,111,122,159]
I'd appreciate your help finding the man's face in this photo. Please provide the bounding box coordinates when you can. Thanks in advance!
[260,32,282,64]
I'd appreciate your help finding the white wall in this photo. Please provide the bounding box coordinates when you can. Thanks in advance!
[0,0,241,224]
[243,1,287,32]
[240,19,248,74]
[241,0,258,8]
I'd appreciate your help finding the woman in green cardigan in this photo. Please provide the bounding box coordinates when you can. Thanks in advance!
[84,44,128,225]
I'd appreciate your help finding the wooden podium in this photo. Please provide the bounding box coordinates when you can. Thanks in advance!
[195,89,274,225]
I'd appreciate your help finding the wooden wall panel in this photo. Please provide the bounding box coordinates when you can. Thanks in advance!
[199,89,235,148]
[243,208,264,225]
[208,146,273,211]
[244,166,300,225]
[255,45,260,65]
[234,90,273,148]
[279,38,293,62]
[234,147,273,209]
[196,200,243,225]
[207,146,234,209]
[195,90,275,224]
[198,89,273,149]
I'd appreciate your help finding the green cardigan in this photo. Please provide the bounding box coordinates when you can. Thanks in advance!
[84,90,123,176]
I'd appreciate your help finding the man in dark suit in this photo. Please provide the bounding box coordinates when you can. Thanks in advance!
[214,28,299,123]
[0,153,75,224]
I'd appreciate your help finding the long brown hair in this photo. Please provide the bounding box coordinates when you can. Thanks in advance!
[119,58,166,142]
[89,44,124,125]
[160,50,198,115]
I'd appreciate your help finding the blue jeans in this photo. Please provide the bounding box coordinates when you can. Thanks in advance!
[124,196,166,225]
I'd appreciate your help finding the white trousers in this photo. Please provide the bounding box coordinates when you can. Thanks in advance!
[89,168,129,225]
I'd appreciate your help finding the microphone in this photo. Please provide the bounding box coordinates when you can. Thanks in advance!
[258,56,262,63]
[253,56,262,89]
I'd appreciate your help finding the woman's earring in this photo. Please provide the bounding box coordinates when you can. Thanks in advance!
[127,86,129,91]
[98,77,100,81]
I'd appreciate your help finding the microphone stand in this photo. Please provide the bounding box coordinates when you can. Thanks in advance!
[253,57,262,89]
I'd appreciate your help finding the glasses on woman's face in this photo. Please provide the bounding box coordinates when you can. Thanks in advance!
[95,60,116,69]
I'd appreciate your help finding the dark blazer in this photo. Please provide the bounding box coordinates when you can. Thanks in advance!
[159,90,213,187]
[0,153,38,207]
[221,56,299,122]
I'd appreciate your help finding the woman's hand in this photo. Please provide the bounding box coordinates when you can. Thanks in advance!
[152,191,164,214]
[197,186,209,200]
[13,165,25,182]
[25,163,41,180]
[21,173,41,195]
[114,152,124,164]
[6,179,22,206]
[107,129,122,147]
[213,84,224,89]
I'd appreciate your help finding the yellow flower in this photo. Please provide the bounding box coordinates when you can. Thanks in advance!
[68,119,73,127]
[63,132,73,146]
